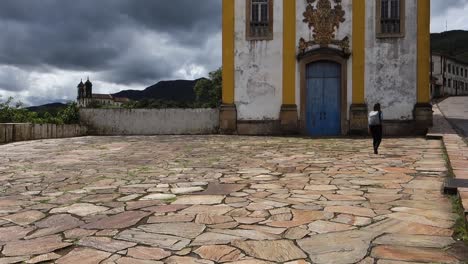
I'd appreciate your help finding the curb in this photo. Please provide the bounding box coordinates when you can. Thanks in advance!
[427,104,468,229]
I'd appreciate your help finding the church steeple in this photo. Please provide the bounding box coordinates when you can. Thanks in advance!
[84,77,93,99]
[77,79,85,99]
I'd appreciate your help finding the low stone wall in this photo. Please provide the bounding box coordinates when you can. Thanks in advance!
[0,123,87,144]
[80,108,219,135]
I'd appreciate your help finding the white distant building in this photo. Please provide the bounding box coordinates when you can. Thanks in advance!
[431,53,468,98]
[76,78,129,107]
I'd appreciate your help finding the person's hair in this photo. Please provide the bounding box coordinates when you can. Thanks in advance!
[374,103,381,112]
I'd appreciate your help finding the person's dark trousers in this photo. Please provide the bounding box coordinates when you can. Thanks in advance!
[370,125,383,154]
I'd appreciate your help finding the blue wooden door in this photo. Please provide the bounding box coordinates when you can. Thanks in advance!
[306,61,341,136]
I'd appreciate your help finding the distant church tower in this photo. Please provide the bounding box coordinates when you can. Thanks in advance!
[77,77,93,107]
[85,77,93,98]
[77,79,85,99]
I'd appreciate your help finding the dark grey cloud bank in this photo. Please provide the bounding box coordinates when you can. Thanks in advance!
[0,0,466,105]
[0,0,221,105]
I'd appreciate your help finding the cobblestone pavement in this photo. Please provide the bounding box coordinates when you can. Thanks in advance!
[0,136,466,263]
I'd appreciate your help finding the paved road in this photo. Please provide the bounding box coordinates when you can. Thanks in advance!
[438,96,468,137]
[0,136,466,263]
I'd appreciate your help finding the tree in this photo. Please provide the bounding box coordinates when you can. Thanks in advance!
[194,68,222,108]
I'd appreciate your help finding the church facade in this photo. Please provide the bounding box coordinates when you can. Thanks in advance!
[221,0,432,136]
[77,78,129,108]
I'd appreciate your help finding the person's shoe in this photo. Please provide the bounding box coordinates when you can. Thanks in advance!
[374,149,378,155]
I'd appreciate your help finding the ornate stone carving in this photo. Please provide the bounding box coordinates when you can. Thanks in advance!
[299,0,350,55]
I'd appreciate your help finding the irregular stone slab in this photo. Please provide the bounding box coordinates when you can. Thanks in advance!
[26,252,61,263]
[232,240,307,262]
[333,214,372,227]
[171,187,204,194]
[191,232,244,246]
[64,228,97,239]
[138,223,206,239]
[140,194,176,201]
[127,246,171,260]
[194,245,242,263]
[148,214,195,223]
[195,213,233,225]
[166,256,214,264]
[371,245,459,263]
[27,214,84,239]
[141,204,188,213]
[2,235,71,257]
[115,229,190,250]
[198,184,246,195]
[391,207,457,221]
[50,203,109,216]
[386,212,453,229]
[308,220,355,234]
[117,194,141,202]
[305,185,338,191]
[180,205,233,215]
[82,211,149,229]
[126,201,163,210]
[233,217,265,224]
[78,236,137,252]
[238,168,271,174]
[323,195,367,201]
[239,225,286,235]
[298,230,374,264]
[324,206,376,217]
[0,256,28,264]
[211,229,279,240]
[284,227,310,239]
[0,226,35,243]
[56,248,111,264]
[116,257,163,264]
[172,195,225,205]
[373,234,455,248]
[268,210,333,228]
[1,210,45,226]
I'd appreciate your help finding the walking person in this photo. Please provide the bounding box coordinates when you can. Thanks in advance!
[368,103,383,154]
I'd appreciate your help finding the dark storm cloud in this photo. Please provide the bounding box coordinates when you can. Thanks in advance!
[431,0,467,18]
[0,0,221,86]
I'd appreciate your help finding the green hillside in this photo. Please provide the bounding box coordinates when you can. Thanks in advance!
[431,30,468,63]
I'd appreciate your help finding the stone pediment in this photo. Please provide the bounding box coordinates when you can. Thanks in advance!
[298,0,350,56]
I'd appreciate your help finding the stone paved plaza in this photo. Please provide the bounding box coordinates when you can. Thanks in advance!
[0,135,466,263]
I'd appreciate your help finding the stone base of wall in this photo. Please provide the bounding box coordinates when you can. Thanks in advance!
[219,104,237,135]
[414,103,434,135]
[349,104,369,135]
[0,124,87,144]
[280,104,299,134]
[237,120,281,135]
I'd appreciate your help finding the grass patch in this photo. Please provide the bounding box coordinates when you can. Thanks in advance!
[451,196,468,244]
[163,197,177,203]
[440,140,456,178]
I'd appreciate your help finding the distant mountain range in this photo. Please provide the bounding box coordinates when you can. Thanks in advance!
[113,78,205,102]
[431,30,468,63]
[29,78,206,110]
[27,102,67,114]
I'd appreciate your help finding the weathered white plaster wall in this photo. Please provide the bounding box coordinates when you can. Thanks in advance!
[80,109,219,135]
[295,0,353,119]
[234,0,283,120]
[365,1,417,120]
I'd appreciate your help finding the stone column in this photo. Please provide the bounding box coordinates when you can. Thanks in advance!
[349,104,368,135]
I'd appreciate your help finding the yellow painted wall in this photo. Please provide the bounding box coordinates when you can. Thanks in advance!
[417,0,431,103]
[352,0,365,105]
[222,0,235,105]
[283,0,296,105]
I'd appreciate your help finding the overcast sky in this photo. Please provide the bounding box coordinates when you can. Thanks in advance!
[0,1,467,106]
